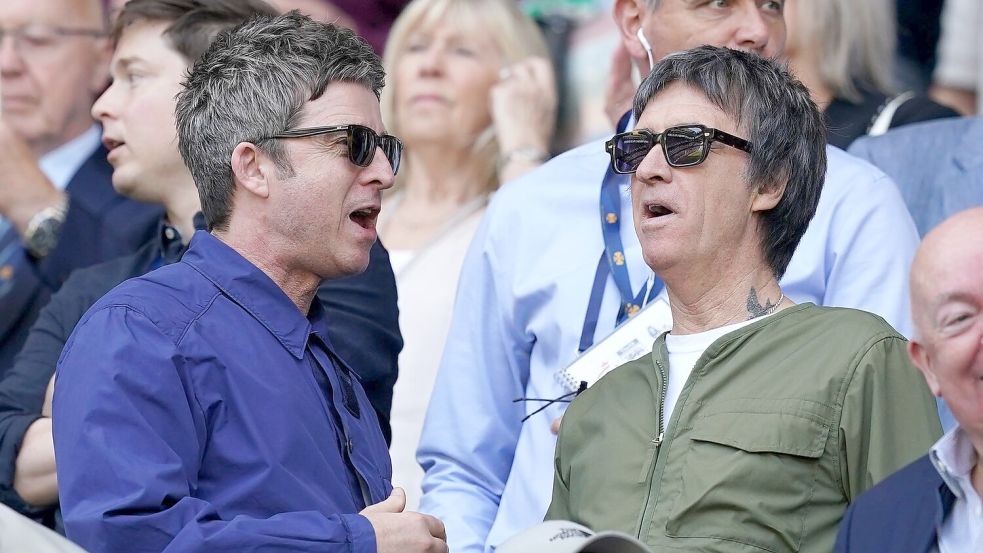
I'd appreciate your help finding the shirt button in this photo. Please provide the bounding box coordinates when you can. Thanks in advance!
[164,227,176,240]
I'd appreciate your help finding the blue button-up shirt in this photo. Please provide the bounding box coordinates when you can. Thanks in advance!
[53,231,392,552]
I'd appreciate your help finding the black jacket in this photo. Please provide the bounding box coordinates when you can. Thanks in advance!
[835,454,956,553]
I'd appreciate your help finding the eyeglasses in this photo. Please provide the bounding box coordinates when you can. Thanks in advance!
[605,124,753,174]
[263,124,403,175]
[0,25,106,57]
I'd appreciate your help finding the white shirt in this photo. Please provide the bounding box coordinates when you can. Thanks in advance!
[930,426,983,553]
[664,314,773,422]
[38,125,103,191]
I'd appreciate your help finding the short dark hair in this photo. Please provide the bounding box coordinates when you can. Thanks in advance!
[633,46,827,278]
[175,12,386,232]
[112,0,279,64]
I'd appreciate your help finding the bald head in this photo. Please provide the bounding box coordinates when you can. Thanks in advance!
[910,207,983,340]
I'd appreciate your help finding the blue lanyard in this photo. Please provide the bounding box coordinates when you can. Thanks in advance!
[578,112,663,353]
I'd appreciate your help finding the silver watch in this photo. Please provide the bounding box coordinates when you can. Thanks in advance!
[23,198,69,259]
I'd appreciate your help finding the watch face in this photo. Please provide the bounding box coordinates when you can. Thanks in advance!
[26,215,64,258]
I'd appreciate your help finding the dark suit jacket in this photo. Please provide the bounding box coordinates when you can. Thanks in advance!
[834,454,956,553]
[0,145,161,375]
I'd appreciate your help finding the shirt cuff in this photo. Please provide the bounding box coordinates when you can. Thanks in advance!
[341,513,377,553]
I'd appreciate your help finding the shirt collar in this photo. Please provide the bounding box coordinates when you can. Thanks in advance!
[930,424,980,501]
[156,212,208,264]
[181,230,327,359]
[37,125,103,190]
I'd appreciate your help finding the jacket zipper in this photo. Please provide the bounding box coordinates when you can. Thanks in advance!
[635,356,668,539]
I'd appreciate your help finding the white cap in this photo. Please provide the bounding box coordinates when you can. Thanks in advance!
[496,520,652,553]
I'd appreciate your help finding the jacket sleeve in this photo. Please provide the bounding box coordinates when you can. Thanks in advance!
[837,335,941,500]
[416,205,532,553]
[53,306,377,553]
[0,344,48,517]
[545,418,572,522]
[832,500,856,553]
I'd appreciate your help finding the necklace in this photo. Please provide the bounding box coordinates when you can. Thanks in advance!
[759,292,785,317]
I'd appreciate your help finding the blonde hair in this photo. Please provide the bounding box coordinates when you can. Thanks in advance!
[791,0,897,102]
[382,0,550,194]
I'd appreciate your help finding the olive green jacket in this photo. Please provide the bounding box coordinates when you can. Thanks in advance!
[547,304,941,553]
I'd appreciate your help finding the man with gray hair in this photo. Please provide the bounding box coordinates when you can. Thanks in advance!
[52,12,447,553]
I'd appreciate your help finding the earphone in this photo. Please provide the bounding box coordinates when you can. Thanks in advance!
[636,28,654,71]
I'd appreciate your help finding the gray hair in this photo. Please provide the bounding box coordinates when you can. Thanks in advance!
[175,11,385,232]
[633,46,826,278]
[790,0,896,102]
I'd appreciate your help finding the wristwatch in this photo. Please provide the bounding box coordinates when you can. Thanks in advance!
[23,197,69,259]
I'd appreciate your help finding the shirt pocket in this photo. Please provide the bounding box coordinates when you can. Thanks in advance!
[664,406,831,553]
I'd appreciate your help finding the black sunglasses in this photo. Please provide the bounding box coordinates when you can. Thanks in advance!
[263,124,403,175]
[605,124,753,174]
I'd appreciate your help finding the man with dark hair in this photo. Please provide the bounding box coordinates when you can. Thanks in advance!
[49,9,433,553]
[0,0,160,375]
[0,0,403,534]
[544,45,939,553]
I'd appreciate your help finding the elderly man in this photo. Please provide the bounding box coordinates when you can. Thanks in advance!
[547,45,940,553]
[0,0,160,373]
[418,2,923,551]
[834,207,983,553]
[53,12,443,553]
[0,0,402,533]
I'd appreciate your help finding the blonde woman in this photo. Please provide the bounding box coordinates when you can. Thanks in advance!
[783,0,958,149]
[378,0,556,509]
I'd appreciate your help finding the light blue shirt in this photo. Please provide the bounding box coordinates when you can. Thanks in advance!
[417,139,920,553]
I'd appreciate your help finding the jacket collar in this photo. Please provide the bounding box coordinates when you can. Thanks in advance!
[155,212,208,265]
[181,231,329,359]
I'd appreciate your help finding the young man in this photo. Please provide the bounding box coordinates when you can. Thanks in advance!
[53,10,438,553]
[0,0,160,373]
[418,1,923,551]
[835,207,983,552]
[0,0,401,536]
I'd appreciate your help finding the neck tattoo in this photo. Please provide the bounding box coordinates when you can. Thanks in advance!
[746,287,784,319]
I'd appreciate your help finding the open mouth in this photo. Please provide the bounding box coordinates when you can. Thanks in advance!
[349,207,380,230]
[103,137,125,152]
[646,202,675,218]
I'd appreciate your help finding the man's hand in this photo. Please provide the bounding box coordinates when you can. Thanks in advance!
[360,488,448,553]
[491,56,557,182]
[550,416,562,435]
[0,121,65,237]
[604,42,636,129]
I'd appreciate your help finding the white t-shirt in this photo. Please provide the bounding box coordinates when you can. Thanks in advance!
[663,312,778,423]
